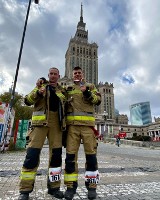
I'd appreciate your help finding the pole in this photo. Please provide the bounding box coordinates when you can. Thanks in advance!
[10,0,32,109]
[1,0,35,153]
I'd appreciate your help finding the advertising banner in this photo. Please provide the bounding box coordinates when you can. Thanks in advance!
[16,120,29,149]
[0,102,15,151]
[0,102,6,124]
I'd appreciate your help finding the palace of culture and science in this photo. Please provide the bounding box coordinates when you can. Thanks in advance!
[59,4,160,141]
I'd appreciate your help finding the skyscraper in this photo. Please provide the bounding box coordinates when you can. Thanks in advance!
[65,3,98,85]
[130,101,152,125]
[60,4,115,118]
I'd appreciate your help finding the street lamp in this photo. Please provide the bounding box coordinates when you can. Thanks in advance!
[10,0,39,109]
[1,0,40,152]
[34,0,40,3]
[103,111,108,143]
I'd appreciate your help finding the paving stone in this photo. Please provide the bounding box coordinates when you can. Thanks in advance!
[0,143,160,199]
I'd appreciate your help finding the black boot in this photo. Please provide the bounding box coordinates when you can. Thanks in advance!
[88,189,97,200]
[18,193,29,200]
[48,188,64,199]
[64,188,76,200]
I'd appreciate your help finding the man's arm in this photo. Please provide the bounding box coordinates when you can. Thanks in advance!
[24,78,47,106]
[81,83,101,106]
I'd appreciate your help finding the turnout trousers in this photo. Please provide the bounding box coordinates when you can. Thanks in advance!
[19,111,63,193]
[64,125,99,191]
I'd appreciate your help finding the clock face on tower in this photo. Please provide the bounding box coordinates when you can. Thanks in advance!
[78,26,84,30]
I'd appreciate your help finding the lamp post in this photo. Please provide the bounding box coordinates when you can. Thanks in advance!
[10,0,39,109]
[103,111,108,143]
[1,0,39,152]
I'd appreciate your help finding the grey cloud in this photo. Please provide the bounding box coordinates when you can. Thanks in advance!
[0,0,160,122]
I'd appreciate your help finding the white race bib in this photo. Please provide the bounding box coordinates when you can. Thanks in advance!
[85,170,100,184]
[49,167,62,182]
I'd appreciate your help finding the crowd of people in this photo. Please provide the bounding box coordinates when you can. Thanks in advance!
[18,66,101,200]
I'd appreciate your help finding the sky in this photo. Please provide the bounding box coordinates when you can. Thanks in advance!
[0,0,160,122]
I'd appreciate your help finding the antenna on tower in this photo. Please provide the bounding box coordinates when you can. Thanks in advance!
[80,2,83,22]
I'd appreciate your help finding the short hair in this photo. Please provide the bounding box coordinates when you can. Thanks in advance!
[49,67,59,74]
[73,66,82,71]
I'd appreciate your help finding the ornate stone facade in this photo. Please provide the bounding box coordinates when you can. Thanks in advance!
[97,82,115,118]
[65,4,98,86]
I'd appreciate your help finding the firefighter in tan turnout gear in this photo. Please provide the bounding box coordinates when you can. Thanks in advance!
[64,66,101,200]
[18,68,66,200]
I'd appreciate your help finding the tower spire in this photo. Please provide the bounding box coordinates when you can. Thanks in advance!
[80,3,83,22]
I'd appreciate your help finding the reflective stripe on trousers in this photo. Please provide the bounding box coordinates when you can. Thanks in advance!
[20,171,36,180]
[64,173,78,182]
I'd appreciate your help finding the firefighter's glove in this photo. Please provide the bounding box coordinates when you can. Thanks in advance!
[83,89,92,98]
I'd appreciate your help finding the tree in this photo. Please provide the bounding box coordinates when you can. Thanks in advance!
[0,92,33,123]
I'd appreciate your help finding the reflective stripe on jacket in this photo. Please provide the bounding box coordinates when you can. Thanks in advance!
[66,112,95,122]
[24,83,66,130]
[65,82,101,126]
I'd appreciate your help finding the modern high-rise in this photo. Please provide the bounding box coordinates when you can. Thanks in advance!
[65,3,98,86]
[130,101,152,125]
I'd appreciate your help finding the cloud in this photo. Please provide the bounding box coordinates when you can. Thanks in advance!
[0,0,160,122]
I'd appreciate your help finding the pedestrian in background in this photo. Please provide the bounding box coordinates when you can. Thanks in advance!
[64,66,101,200]
[18,67,66,200]
[116,136,120,147]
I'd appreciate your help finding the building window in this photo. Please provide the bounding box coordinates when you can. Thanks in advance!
[133,133,137,137]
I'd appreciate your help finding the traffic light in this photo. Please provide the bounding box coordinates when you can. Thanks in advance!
[34,0,39,4]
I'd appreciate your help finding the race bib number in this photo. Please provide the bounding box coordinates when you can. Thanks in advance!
[49,167,62,182]
[85,170,100,184]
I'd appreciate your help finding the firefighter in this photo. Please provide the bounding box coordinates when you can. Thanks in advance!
[18,68,66,200]
[64,66,101,200]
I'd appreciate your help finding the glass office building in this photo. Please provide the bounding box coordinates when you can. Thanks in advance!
[130,102,152,125]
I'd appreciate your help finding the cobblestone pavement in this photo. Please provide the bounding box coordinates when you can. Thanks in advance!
[0,142,160,200]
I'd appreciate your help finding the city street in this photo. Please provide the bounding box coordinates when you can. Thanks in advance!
[0,142,160,200]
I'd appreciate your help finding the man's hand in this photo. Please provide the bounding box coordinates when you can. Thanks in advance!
[38,86,46,95]
[36,77,47,89]
[80,85,87,92]
[36,79,44,89]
